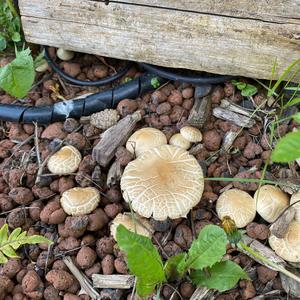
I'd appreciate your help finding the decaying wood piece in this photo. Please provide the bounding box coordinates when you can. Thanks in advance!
[270,207,296,238]
[19,0,300,81]
[63,256,100,300]
[190,287,214,300]
[107,161,122,187]
[213,107,256,128]
[222,131,239,153]
[92,111,142,167]
[220,99,259,119]
[280,269,300,298]
[92,274,135,289]
[188,95,212,128]
[189,143,205,156]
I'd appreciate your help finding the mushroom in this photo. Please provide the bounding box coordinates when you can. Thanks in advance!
[180,126,202,143]
[126,128,167,157]
[269,220,300,262]
[47,145,82,175]
[169,133,191,150]
[56,48,75,61]
[110,213,154,240]
[120,145,204,220]
[290,191,300,222]
[60,187,100,216]
[216,189,256,228]
[35,61,49,73]
[255,185,289,223]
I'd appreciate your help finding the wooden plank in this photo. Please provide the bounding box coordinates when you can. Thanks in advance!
[19,0,300,80]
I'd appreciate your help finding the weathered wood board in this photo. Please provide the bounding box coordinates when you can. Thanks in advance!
[19,0,300,80]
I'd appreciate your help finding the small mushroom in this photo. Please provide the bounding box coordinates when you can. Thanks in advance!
[290,191,300,223]
[35,61,49,73]
[255,185,289,223]
[60,187,100,216]
[90,109,120,130]
[56,48,74,61]
[169,133,191,150]
[126,128,167,157]
[121,145,204,220]
[216,189,256,228]
[110,213,154,240]
[269,220,300,262]
[180,126,202,143]
[47,145,82,175]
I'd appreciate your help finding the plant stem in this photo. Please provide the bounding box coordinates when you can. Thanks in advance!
[238,242,300,284]
[6,0,18,18]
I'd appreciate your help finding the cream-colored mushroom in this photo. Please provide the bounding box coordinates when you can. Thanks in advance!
[269,220,300,262]
[255,185,289,223]
[60,187,100,216]
[57,48,74,61]
[290,191,300,223]
[110,213,154,240]
[35,61,49,73]
[216,189,256,228]
[180,126,202,143]
[47,145,82,175]
[169,133,191,150]
[126,128,167,157]
[120,145,204,221]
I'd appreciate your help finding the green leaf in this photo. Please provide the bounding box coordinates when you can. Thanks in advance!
[11,32,21,42]
[272,131,300,162]
[185,225,227,270]
[283,97,300,109]
[0,224,8,245]
[293,113,300,124]
[1,245,18,258]
[241,84,257,97]
[116,225,165,297]
[0,36,7,51]
[0,252,8,264]
[164,253,186,282]
[0,48,35,98]
[24,235,53,245]
[151,77,160,89]
[236,82,247,90]
[190,260,250,292]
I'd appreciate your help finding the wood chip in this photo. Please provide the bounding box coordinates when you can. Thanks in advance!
[270,207,296,238]
[107,161,122,187]
[92,274,135,289]
[188,94,212,128]
[190,287,214,300]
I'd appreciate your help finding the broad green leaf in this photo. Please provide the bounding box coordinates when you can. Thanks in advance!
[272,131,300,162]
[237,82,247,90]
[293,113,300,124]
[164,253,186,282]
[185,225,227,270]
[0,252,8,264]
[0,224,8,245]
[116,225,165,297]
[0,48,35,98]
[241,84,257,97]
[190,260,250,292]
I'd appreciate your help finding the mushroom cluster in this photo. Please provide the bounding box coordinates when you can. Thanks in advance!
[169,126,202,150]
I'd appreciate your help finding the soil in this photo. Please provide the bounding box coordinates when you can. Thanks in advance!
[0,47,298,300]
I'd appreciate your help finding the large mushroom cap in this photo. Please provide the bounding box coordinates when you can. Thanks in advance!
[216,189,256,228]
[269,220,300,262]
[290,191,300,223]
[126,128,167,157]
[255,185,289,223]
[120,145,204,221]
[47,145,82,175]
[110,213,154,240]
[60,187,100,216]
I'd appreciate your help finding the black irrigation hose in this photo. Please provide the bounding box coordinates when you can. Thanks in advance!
[44,47,133,86]
[140,63,234,84]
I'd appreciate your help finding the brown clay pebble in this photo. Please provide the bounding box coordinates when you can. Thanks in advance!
[96,237,115,258]
[151,90,167,104]
[156,102,172,115]
[58,237,80,251]
[78,155,96,173]
[85,262,101,278]
[7,208,26,228]
[76,246,97,269]
[101,254,115,275]
[182,87,194,99]
[9,187,34,205]
[117,99,138,116]
[58,177,75,194]
[21,270,42,293]
[42,123,67,140]
[180,281,195,298]
[174,224,193,250]
[93,65,108,78]
[0,194,14,212]
[239,280,256,299]
[203,130,222,151]
[168,90,183,105]
[114,257,128,274]
[46,270,74,290]
[44,285,61,300]
[63,63,81,77]
[182,98,194,110]
[59,216,89,238]
[256,266,278,284]
[246,222,269,240]
[66,132,86,150]
[1,259,22,278]
[0,275,14,294]
[87,208,109,231]
[163,241,182,259]
[64,118,79,133]
[64,293,81,300]
[115,147,133,167]
[243,142,263,159]
[104,203,122,218]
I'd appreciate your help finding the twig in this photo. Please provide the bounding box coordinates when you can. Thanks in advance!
[33,122,41,166]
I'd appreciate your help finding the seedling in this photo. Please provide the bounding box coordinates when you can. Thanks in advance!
[231,80,258,97]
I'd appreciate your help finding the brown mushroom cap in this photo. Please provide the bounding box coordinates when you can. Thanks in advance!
[269,220,300,262]
[255,185,289,223]
[47,145,82,175]
[120,145,204,221]
[216,189,256,228]
[126,128,167,157]
[169,133,191,150]
[180,126,202,143]
[110,213,154,240]
[60,187,100,216]
[290,191,300,223]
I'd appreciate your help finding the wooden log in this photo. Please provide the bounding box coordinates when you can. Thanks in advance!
[19,0,300,81]
[92,274,135,289]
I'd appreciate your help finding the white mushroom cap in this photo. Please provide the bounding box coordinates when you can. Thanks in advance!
[169,133,191,150]
[110,213,154,240]
[56,48,74,61]
[290,191,300,223]
[216,189,256,228]
[126,128,167,157]
[60,187,100,216]
[255,185,289,223]
[120,145,204,221]
[269,220,300,262]
[47,145,82,175]
[180,126,202,143]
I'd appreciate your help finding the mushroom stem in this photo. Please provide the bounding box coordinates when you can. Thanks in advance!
[237,242,300,284]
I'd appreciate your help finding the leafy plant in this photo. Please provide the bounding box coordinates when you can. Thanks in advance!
[231,80,258,97]
[151,77,161,89]
[0,47,35,97]
[0,224,53,264]
[116,224,249,298]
